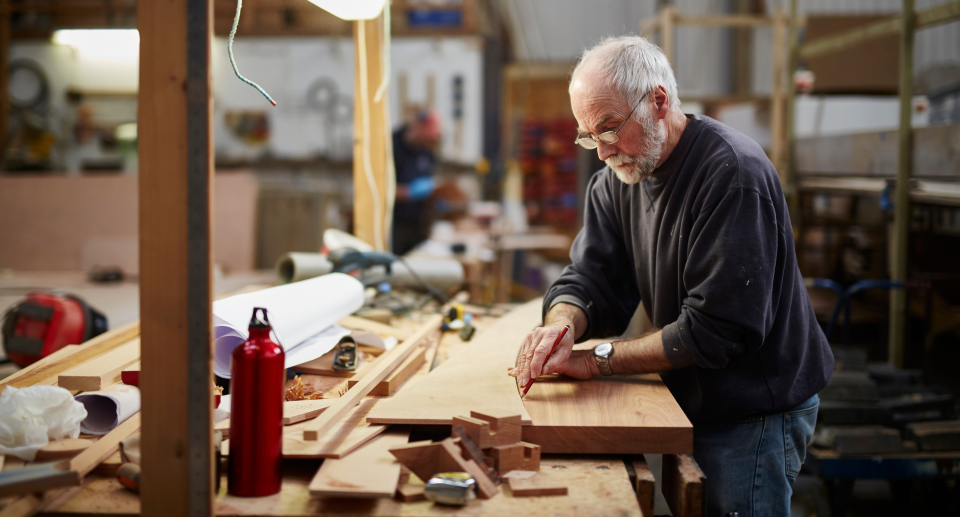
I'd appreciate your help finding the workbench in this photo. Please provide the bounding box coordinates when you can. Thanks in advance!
[2,298,702,517]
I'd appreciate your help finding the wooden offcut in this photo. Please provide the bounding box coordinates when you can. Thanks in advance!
[662,454,705,517]
[367,302,537,426]
[58,339,140,391]
[303,315,442,441]
[308,427,410,498]
[35,439,94,462]
[486,442,540,475]
[388,438,499,499]
[507,472,567,497]
[0,322,139,394]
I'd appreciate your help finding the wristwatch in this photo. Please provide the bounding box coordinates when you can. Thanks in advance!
[594,342,615,376]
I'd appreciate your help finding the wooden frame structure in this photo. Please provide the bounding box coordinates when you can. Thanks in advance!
[787,0,960,367]
[639,8,791,177]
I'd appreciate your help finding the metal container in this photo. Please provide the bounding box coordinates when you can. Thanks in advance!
[228,307,285,497]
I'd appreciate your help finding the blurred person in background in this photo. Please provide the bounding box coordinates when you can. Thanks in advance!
[392,110,441,256]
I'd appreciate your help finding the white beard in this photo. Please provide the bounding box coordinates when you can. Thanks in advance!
[605,115,667,185]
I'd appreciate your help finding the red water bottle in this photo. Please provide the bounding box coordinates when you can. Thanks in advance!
[228,307,285,497]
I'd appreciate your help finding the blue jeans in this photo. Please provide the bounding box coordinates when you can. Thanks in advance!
[693,394,819,517]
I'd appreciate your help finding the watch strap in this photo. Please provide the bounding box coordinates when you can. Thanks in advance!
[595,342,614,376]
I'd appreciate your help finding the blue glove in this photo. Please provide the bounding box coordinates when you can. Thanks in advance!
[407,176,436,201]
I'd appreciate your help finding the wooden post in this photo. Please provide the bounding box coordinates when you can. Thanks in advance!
[138,0,214,513]
[661,454,705,517]
[784,0,799,214]
[770,8,786,179]
[890,0,915,368]
[660,6,675,67]
[0,0,9,159]
[353,14,393,251]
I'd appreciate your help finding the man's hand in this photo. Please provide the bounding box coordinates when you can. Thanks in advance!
[508,303,592,390]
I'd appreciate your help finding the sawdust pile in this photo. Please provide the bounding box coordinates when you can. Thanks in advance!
[285,375,323,401]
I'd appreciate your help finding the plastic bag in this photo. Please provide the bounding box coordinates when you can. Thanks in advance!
[0,385,88,461]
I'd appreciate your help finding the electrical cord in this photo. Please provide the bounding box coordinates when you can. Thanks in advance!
[228,0,277,106]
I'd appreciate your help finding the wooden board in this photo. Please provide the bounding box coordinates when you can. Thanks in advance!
[508,472,568,497]
[631,457,656,517]
[40,455,642,516]
[367,301,538,426]
[0,322,139,394]
[58,339,140,391]
[338,316,412,341]
[303,315,443,440]
[347,342,428,396]
[307,427,410,498]
[220,398,386,459]
[35,439,94,462]
[661,454,705,517]
[521,371,693,455]
[216,400,335,438]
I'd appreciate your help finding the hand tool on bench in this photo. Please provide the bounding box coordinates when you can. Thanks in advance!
[331,336,358,372]
[520,325,569,397]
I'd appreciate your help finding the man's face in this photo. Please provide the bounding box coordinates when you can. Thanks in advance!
[571,76,666,184]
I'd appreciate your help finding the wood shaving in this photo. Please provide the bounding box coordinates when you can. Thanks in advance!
[285,375,323,401]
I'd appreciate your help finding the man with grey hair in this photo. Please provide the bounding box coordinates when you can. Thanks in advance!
[511,36,834,516]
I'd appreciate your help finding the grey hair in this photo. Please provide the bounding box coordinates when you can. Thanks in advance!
[570,36,681,118]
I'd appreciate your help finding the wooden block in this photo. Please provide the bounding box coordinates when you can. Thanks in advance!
[303,315,443,441]
[470,409,522,447]
[632,456,656,517]
[486,442,540,475]
[906,419,960,451]
[452,415,491,448]
[348,344,427,396]
[283,399,334,425]
[662,454,705,517]
[92,451,124,477]
[308,427,411,498]
[58,339,140,392]
[35,439,94,462]
[396,482,425,502]
[120,362,140,386]
[0,321,140,394]
[507,471,568,497]
[389,438,499,499]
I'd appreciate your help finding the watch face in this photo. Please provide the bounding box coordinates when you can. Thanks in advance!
[595,342,613,357]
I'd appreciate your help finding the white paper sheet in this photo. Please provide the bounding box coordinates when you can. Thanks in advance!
[212,273,365,378]
[75,383,141,435]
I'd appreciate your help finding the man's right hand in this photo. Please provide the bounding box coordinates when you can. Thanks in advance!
[508,303,590,391]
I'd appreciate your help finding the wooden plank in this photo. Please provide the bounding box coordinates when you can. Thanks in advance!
[0,494,42,517]
[352,15,392,250]
[631,457,656,517]
[57,339,140,391]
[521,369,693,455]
[216,399,335,438]
[660,6,675,66]
[307,427,410,498]
[69,412,141,478]
[770,8,787,178]
[138,0,214,509]
[347,340,428,396]
[0,345,80,387]
[303,315,443,441]
[35,439,94,462]
[338,315,412,341]
[662,454,705,517]
[367,302,536,426]
[282,398,386,459]
[0,322,140,393]
[508,472,568,497]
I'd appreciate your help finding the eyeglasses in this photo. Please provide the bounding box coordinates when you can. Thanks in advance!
[573,89,651,150]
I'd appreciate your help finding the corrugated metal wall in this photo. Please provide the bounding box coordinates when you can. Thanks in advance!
[500,0,960,99]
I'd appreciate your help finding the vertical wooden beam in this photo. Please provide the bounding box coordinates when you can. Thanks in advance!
[0,0,10,159]
[138,0,214,514]
[353,14,392,251]
[770,8,786,179]
[890,0,915,368]
[661,454,705,517]
[660,6,675,67]
[784,0,799,214]
[732,0,753,97]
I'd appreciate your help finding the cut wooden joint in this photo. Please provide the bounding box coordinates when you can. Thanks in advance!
[662,454,705,517]
[485,442,540,475]
[58,339,140,392]
[389,438,498,499]
[452,416,491,448]
[469,410,522,447]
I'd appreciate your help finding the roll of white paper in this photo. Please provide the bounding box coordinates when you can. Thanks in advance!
[212,273,364,378]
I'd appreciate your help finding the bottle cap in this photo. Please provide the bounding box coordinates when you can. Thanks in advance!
[249,307,272,330]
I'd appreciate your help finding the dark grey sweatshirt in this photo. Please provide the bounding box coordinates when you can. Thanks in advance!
[544,114,834,425]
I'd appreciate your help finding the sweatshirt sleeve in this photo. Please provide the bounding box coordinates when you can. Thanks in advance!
[543,171,640,341]
[661,185,784,369]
